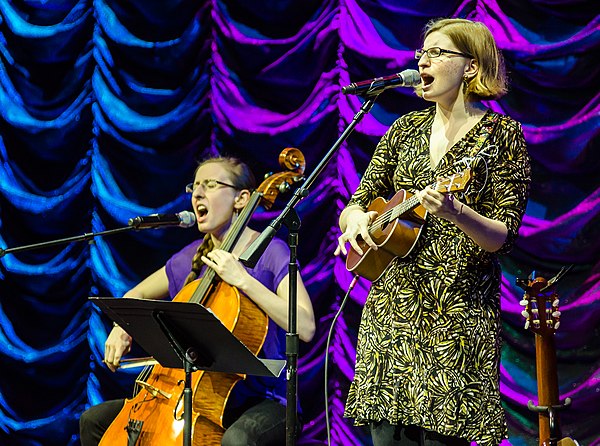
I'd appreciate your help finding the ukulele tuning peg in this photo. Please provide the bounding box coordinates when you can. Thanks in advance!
[552,311,561,318]
[554,321,561,330]
[521,310,529,318]
[553,299,560,307]
[524,320,530,330]
[519,299,528,306]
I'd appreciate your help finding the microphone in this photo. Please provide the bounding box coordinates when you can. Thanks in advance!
[128,211,196,229]
[341,69,421,96]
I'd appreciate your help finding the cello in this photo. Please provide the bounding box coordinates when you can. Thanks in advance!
[98,148,305,446]
[518,268,578,446]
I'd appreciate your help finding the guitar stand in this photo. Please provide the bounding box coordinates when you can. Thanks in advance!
[527,397,572,446]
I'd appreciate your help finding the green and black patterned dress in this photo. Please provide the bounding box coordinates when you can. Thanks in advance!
[344,106,530,445]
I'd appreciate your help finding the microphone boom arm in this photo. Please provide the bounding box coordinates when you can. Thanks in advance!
[0,212,194,258]
[0,226,135,258]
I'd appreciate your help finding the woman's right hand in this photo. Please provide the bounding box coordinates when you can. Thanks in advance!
[104,325,132,372]
[335,208,379,257]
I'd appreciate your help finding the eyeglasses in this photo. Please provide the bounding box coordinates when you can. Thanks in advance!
[415,47,473,60]
[185,179,237,194]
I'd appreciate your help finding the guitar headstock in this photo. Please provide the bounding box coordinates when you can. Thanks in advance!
[434,168,472,194]
[517,275,562,336]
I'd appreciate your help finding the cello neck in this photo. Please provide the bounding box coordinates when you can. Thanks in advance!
[189,191,263,304]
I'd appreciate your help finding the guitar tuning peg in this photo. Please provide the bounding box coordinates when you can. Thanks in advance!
[521,310,529,318]
[552,311,561,318]
[519,299,528,306]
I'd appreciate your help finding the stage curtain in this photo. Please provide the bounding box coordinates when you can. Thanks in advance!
[0,0,598,444]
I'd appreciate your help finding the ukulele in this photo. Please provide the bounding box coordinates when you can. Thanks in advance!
[345,169,471,281]
[517,268,578,446]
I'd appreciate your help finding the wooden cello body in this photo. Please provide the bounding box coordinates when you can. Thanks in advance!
[98,280,268,445]
[98,148,305,445]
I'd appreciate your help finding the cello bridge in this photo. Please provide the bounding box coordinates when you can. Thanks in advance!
[135,380,172,400]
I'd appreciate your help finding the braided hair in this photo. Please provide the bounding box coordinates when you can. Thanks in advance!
[182,157,256,286]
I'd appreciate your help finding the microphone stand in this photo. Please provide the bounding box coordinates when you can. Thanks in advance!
[0,218,181,258]
[0,226,139,259]
[239,95,380,445]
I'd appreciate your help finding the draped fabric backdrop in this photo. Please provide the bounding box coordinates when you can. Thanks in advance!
[0,0,598,445]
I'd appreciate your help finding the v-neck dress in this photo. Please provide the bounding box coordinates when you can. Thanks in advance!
[343,106,530,445]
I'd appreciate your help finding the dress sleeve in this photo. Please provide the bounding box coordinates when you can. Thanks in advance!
[347,117,404,210]
[484,117,531,254]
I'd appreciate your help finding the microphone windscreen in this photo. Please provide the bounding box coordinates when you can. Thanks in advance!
[178,211,196,228]
[401,69,421,86]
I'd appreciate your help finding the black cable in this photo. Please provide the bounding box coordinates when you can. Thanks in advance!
[324,274,359,446]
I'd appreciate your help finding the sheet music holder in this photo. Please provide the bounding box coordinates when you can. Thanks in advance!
[90,297,285,377]
[90,297,286,446]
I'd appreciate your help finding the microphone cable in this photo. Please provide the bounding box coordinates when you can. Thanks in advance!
[324,274,360,446]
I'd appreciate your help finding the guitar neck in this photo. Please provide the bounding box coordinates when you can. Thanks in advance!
[535,335,559,404]
[535,333,560,444]
[521,277,571,446]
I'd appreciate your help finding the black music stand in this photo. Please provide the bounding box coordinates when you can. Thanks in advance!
[90,297,286,446]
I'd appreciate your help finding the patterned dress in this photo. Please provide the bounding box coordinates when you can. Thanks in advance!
[343,106,530,445]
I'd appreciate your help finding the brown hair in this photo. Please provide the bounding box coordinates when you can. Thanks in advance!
[183,157,256,286]
[195,156,256,192]
[419,18,507,101]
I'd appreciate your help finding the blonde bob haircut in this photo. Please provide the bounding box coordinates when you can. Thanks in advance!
[417,18,508,101]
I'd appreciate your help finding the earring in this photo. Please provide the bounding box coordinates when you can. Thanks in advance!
[462,75,470,94]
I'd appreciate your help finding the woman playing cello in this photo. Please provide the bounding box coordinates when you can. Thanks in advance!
[79,156,316,446]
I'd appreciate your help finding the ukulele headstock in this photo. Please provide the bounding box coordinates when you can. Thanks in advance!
[434,168,472,194]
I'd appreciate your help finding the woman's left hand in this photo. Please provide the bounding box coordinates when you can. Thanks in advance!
[418,186,463,221]
[202,249,250,288]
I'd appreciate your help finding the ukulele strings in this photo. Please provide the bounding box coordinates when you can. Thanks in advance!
[368,170,471,232]
[369,177,445,231]
[370,194,420,230]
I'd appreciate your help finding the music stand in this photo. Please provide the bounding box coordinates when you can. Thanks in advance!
[90,297,286,446]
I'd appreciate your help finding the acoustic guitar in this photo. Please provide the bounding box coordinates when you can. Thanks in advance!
[345,169,471,281]
[518,269,578,446]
